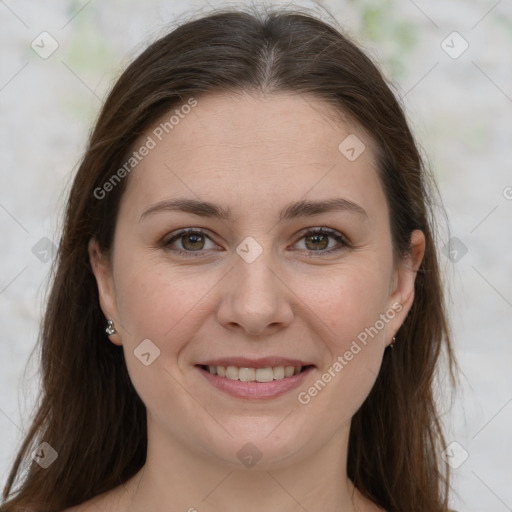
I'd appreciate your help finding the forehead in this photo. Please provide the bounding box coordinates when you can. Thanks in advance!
[119,92,385,222]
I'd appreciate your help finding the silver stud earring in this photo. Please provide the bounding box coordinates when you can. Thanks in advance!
[390,336,396,348]
[105,319,116,335]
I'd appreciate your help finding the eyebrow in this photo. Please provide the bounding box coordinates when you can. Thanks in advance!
[139,197,368,222]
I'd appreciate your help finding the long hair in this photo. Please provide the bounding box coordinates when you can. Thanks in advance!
[2,7,456,511]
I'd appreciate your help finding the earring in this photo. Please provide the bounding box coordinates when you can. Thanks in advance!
[390,336,396,348]
[105,319,116,335]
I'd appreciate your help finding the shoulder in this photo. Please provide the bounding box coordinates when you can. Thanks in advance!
[62,500,103,512]
[62,503,84,512]
[61,491,118,512]
[61,479,136,512]
[62,471,141,512]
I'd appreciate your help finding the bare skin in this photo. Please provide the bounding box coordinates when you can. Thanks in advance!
[69,92,424,512]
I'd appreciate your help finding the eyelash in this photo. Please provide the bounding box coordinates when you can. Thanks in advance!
[161,227,350,257]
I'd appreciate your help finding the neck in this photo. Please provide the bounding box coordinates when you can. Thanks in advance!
[118,417,374,512]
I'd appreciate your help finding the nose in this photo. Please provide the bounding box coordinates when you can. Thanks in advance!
[215,251,294,337]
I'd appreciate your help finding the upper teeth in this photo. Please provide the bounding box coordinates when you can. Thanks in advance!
[207,365,302,382]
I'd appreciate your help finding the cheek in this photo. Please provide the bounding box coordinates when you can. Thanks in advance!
[313,262,392,347]
[112,239,393,425]
[295,263,391,419]
[114,259,219,349]
[112,258,219,412]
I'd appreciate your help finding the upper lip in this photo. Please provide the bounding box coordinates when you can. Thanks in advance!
[197,357,314,368]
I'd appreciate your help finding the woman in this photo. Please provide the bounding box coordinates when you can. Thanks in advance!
[1,6,457,512]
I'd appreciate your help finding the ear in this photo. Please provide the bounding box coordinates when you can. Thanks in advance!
[88,238,122,346]
[386,229,426,346]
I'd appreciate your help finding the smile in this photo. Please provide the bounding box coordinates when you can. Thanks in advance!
[200,364,306,382]
[195,361,315,400]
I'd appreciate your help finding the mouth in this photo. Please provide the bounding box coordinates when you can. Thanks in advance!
[194,360,315,400]
[197,364,312,382]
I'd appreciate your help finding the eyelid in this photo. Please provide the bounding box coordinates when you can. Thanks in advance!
[294,226,349,244]
[291,227,350,254]
[161,228,219,252]
[162,227,350,256]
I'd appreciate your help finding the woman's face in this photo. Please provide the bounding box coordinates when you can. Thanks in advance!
[90,92,423,470]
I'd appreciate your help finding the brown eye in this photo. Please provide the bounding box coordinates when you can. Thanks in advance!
[163,229,218,256]
[294,228,349,254]
[180,233,206,251]
[304,233,330,251]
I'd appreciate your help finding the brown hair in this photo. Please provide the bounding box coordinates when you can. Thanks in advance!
[1,6,456,512]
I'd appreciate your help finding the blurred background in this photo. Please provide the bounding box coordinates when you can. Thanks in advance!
[1,0,511,510]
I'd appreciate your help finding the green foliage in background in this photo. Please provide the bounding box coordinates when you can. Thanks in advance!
[348,0,418,80]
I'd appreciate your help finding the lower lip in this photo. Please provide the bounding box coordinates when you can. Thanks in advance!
[196,365,314,400]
